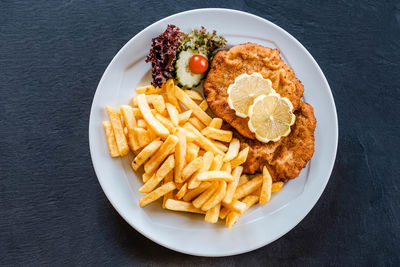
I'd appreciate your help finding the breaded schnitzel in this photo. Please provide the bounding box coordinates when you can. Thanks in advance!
[225,101,316,182]
[204,43,304,139]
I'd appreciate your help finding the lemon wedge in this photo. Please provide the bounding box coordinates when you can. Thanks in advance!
[227,73,275,118]
[248,93,295,142]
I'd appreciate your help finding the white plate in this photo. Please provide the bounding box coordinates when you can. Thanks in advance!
[89,8,338,257]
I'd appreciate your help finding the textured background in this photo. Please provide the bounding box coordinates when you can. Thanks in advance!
[1,0,399,265]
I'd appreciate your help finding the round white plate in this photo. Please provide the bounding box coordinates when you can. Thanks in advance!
[89,8,338,257]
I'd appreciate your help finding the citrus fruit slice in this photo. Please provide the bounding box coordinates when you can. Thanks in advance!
[227,73,275,118]
[248,93,295,142]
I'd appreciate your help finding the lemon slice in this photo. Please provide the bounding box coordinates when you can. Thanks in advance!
[248,93,295,142]
[227,73,275,118]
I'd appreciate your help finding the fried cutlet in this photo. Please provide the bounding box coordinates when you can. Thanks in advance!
[204,43,304,139]
[225,101,316,182]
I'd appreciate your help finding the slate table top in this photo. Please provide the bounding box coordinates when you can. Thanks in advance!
[1,1,399,266]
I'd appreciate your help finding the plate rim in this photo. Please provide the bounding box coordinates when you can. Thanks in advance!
[89,8,338,257]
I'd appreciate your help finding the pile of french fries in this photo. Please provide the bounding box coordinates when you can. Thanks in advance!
[102,79,284,229]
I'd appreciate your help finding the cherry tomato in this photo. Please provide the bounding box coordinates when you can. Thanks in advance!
[189,55,209,74]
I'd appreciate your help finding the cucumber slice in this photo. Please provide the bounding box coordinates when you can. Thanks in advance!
[175,49,207,89]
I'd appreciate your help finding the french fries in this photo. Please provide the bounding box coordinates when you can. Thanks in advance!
[196,171,234,182]
[234,174,263,200]
[174,128,186,183]
[174,86,212,125]
[139,182,176,207]
[106,106,129,156]
[137,94,169,139]
[102,121,119,157]
[230,147,250,168]
[166,103,179,126]
[223,166,243,204]
[181,157,203,182]
[259,166,272,204]
[165,199,205,214]
[224,138,240,162]
[103,79,286,228]
[226,195,259,229]
[144,135,178,174]
[209,118,223,129]
[131,140,162,170]
[201,127,233,143]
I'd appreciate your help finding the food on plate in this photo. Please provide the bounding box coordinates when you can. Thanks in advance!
[227,73,275,118]
[204,43,304,139]
[226,101,316,181]
[147,26,226,88]
[102,25,316,228]
[248,93,295,142]
[102,78,282,228]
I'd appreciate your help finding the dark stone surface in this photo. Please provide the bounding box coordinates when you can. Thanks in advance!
[1,0,399,265]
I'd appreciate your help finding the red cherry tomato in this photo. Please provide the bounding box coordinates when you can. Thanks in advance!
[189,55,209,74]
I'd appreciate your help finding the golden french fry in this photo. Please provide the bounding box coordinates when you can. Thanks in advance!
[210,155,223,171]
[133,128,151,149]
[174,128,187,183]
[178,110,192,125]
[211,140,229,152]
[139,155,174,193]
[223,166,243,204]
[137,119,147,128]
[230,147,250,168]
[152,94,166,113]
[135,85,164,94]
[181,157,203,182]
[124,127,128,137]
[139,182,176,207]
[166,103,179,126]
[144,135,178,174]
[196,171,234,182]
[131,140,162,170]
[184,89,203,101]
[174,86,212,125]
[233,174,263,200]
[166,79,182,112]
[199,100,208,111]
[201,127,233,143]
[209,118,223,129]
[205,203,220,223]
[106,106,129,156]
[177,126,196,142]
[202,181,227,211]
[184,123,224,156]
[238,174,249,186]
[142,172,152,183]
[188,151,214,189]
[137,94,169,139]
[260,166,273,204]
[192,182,218,208]
[221,162,231,173]
[132,107,142,117]
[183,182,212,201]
[224,138,240,162]
[189,117,206,131]
[272,181,284,193]
[222,199,246,214]
[186,142,200,163]
[175,183,188,199]
[226,195,259,229]
[154,113,175,133]
[120,105,137,131]
[102,121,119,157]
[162,171,174,208]
[219,206,230,219]
[165,199,205,214]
